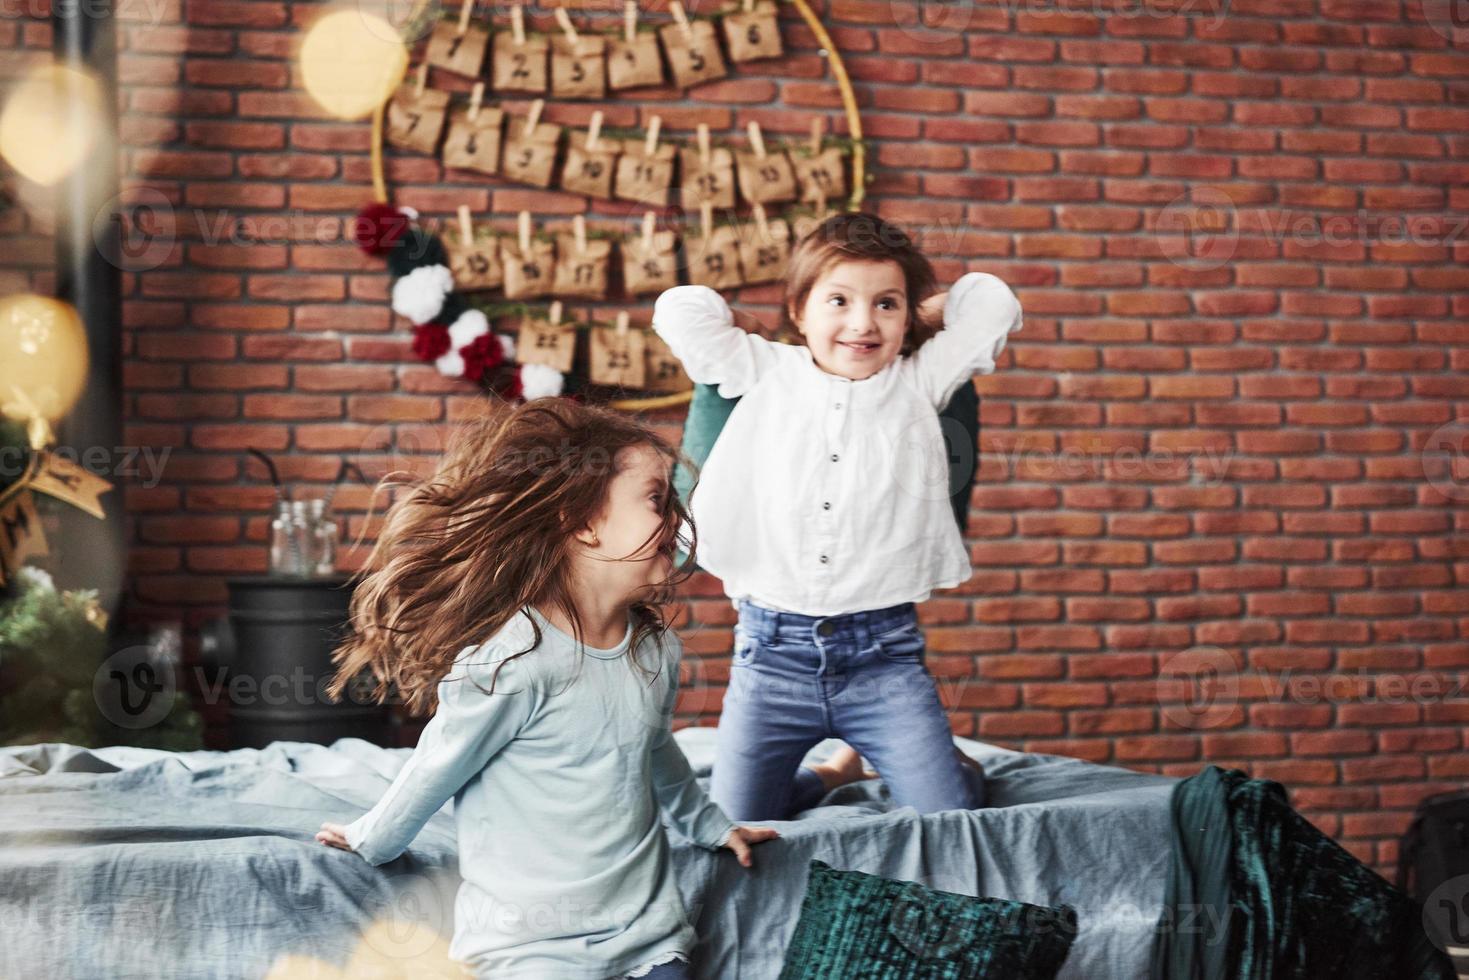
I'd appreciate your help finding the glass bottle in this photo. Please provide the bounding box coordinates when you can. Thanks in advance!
[309,498,338,577]
[268,500,295,575]
[289,500,312,577]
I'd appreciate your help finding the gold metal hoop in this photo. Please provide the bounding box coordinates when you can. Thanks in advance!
[368,0,868,412]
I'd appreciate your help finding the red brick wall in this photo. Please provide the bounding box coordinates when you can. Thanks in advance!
[3,0,1468,878]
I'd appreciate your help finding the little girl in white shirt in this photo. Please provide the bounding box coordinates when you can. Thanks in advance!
[652,211,1022,821]
[314,398,778,979]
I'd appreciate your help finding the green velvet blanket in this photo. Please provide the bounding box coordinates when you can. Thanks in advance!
[1152,764,1454,980]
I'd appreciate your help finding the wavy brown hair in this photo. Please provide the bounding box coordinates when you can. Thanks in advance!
[325,397,697,716]
[778,211,942,356]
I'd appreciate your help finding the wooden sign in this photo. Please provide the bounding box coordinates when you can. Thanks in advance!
[608,32,663,89]
[516,309,576,372]
[442,104,504,176]
[425,18,490,77]
[616,138,676,205]
[500,238,556,299]
[621,226,678,296]
[684,224,743,290]
[658,18,727,89]
[589,315,647,388]
[551,34,607,100]
[386,83,450,155]
[551,235,612,299]
[643,331,691,393]
[492,33,548,93]
[722,0,782,63]
[501,115,561,188]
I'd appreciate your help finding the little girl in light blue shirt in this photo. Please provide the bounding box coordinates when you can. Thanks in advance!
[316,398,778,979]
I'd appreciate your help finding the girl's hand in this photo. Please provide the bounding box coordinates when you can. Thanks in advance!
[316,821,353,852]
[722,825,781,868]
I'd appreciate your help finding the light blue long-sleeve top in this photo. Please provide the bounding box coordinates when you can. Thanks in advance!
[341,604,738,979]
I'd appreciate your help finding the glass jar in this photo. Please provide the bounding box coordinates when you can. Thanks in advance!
[309,498,339,577]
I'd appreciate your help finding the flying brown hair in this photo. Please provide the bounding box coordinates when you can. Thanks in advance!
[325,397,697,716]
[778,211,942,356]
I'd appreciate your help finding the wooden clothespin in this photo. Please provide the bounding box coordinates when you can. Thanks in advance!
[623,0,638,44]
[696,122,711,168]
[518,210,533,254]
[586,110,603,152]
[747,120,766,160]
[511,3,526,45]
[699,200,713,239]
[525,97,544,135]
[615,310,630,338]
[554,7,583,54]
[573,214,588,255]
[809,118,823,156]
[670,0,693,41]
[643,116,661,158]
[752,202,769,242]
[641,211,656,251]
[457,204,475,247]
[468,80,485,122]
[414,62,428,98]
[456,0,474,36]
[743,0,753,11]
[548,300,563,325]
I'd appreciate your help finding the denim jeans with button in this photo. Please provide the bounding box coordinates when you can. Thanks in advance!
[709,599,982,822]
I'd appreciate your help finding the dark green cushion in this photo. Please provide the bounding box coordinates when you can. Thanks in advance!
[778,859,1078,979]
[673,381,980,570]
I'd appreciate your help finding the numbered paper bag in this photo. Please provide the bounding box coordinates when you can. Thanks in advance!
[492,32,548,93]
[608,33,662,89]
[735,217,790,285]
[679,146,735,210]
[387,85,450,155]
[792,146,848,203]
[721,0,782,63]
[616,139,676,205]
[658,19,726,88]
[446,234,504,292]
[442,105,504,176]
[736,147,797,205]
[500,238,556,299]
[589,325,647,388]
[551,236,612,299]
[643,331,691,393]
[562,132,620,199]
[502,117,561,188]
[684,224,743,291]
[516,314,577,372]
[622,228,678,296]
[426,20,490,77]
[551,34,607,99]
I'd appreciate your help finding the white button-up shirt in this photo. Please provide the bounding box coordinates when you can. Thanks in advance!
[652,272,1023,617]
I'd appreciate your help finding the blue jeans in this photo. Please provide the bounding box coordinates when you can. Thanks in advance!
[620,957,691,979]
[710,599,981,821]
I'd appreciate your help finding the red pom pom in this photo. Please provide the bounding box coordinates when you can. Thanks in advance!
[459,332,506,382]
[411,322,451,361]
[492,366,524,401]
[352,202,410,257]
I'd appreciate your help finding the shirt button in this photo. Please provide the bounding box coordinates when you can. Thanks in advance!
[830,453,839,462]
[834,402,842,409]
[823,502,831,510]
[819,554,829,564]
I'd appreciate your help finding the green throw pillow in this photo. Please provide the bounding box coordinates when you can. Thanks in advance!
[778,859,1078,980]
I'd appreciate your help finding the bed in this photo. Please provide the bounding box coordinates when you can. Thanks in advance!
[0,729,1180,979]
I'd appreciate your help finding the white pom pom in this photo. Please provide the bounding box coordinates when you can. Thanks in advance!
[447,309,490,350]
[519,363,564,400]
[435,350,466,379]
[398,205,420,221]
[391,264,454,324]
[497,333,516,362]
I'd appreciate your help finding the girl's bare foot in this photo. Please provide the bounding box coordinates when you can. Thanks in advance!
[807,743,877,791]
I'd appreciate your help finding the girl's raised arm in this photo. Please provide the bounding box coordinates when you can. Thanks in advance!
[907,272,1024,411]
[648,635,739,850]
[652,285,799,399]
[332,647,542,866]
